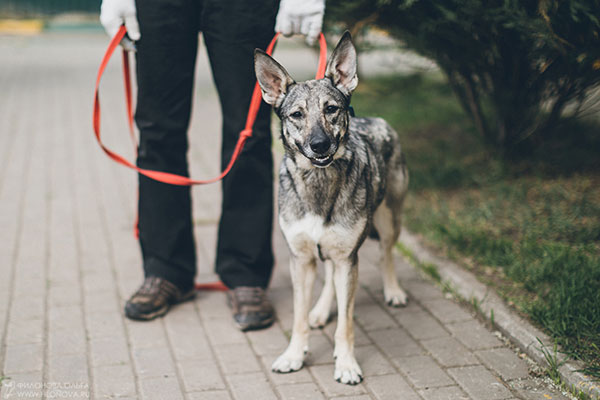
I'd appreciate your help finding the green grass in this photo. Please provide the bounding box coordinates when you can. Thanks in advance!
[352,73,600,378]
[396,242,442,283]
[538,338,568,385]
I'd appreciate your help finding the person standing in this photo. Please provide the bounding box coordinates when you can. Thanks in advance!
[99,0,325,330]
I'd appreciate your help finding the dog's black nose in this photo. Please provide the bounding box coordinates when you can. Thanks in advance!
[309,134,331,155]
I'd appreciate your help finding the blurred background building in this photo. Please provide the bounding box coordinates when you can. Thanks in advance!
[0,0,99,16]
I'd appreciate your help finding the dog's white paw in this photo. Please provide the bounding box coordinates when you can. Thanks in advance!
[385,287,408,307]
[272,353,304,373]
[334,356,363,385]
[308,307,329,329]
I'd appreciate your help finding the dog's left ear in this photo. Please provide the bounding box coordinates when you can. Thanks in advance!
[325,31,358,97]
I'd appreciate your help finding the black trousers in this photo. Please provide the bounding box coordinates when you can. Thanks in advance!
[135,0,278,291]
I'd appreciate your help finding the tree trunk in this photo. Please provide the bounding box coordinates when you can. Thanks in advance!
[446,69,491,145]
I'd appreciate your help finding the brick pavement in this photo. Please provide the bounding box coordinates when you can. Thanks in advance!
[0,32,574,400]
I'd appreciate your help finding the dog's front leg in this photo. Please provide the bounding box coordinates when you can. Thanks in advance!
[333,258,363,384]
[272,253,316,373]
[309,259,334,328]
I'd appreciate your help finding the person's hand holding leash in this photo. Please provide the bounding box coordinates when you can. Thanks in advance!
[276,0,325,45]
[100,0,140,52]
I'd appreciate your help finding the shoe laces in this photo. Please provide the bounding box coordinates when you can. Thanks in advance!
[134,277,178,300]
[136,277,161,295]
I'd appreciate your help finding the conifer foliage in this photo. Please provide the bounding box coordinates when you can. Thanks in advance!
[326,0,600,155]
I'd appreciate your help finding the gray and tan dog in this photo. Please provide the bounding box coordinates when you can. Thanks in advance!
[255,32,409,385]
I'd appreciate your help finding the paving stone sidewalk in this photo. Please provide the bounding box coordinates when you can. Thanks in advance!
[0,32,573,400]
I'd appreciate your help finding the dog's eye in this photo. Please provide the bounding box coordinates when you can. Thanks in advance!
[290,111,303,119]
[325,105,339,114]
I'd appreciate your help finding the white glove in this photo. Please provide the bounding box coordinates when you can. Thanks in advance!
[100,0,140,52]
[276,0,325,45]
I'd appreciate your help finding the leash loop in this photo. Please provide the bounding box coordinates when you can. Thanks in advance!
[93,26,327,187]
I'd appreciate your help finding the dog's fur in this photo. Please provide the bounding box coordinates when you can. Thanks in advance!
[255,32,409,385]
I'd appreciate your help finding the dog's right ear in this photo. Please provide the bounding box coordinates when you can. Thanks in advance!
[325,31,358,98]
[254,49,295,109]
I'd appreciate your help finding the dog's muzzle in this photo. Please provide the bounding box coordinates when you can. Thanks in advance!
[306,131,336,167]
[304,143,338,168]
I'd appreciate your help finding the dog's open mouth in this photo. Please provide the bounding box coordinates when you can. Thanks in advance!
[310,155,334,167]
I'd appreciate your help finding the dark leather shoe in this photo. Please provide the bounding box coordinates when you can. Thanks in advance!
[227,287,275,331]
[125,277,195,321]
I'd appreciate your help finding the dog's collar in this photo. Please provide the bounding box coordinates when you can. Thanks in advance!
[348,105,355,117]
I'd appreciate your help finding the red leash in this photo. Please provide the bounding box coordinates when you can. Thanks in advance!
[93,26,327,291]
[93,26,327,185]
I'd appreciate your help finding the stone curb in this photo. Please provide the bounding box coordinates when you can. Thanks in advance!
[400,230,600,400]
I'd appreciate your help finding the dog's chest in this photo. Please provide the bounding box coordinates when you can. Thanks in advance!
[280,213,326,244]
[279,212,367,256]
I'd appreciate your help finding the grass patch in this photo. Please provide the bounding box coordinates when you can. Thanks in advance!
[396,242,442,283]
[352,73,600,378]
[537,338,568,385]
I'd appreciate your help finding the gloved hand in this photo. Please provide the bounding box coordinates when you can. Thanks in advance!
[100,0,140,52]
[276,0,325,45]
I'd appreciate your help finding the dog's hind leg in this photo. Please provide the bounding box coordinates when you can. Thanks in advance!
[272,254,316,373]
[373,203,408,307]
[332,258,363,384]
[309,259,334,328]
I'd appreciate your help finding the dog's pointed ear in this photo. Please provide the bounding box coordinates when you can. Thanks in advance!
[254,49,295,109]
[325,31,358,97]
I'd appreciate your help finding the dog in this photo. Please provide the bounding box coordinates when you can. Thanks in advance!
[254,31,409,385]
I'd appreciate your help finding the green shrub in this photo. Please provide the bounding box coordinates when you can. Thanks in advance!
[326,0,600,156]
